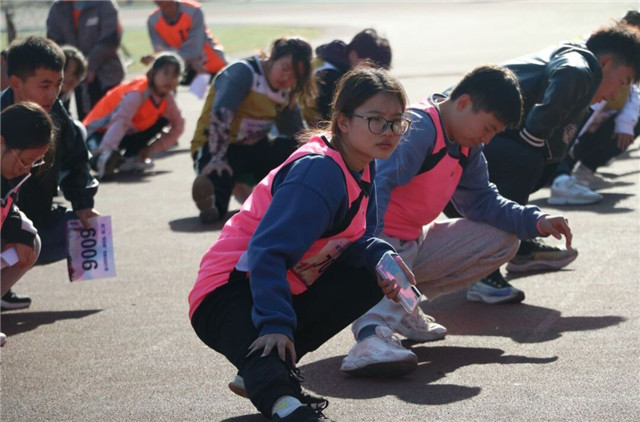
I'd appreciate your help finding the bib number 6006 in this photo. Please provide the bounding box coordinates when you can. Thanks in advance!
[79,228,99,270]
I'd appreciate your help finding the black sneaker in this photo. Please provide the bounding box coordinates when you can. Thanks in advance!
[506,238,578,273]
[1,289,32,310]
[273,405,335,421]
[228,372,328,411]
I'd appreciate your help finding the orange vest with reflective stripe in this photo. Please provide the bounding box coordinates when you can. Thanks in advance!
[83,76,168,134]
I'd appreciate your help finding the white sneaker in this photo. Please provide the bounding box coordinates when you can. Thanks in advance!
[119,157,155,173]
[0,332,6,347]
[548,174,603,205]
[572,161,614,190]
[340,326,417,377]
[394,306,446,342]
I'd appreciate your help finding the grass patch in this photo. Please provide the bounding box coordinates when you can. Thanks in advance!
[2,25,321,75]
[124,25,321,74]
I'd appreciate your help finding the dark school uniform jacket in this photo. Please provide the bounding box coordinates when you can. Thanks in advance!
[502,43,602,163]
[1,89,99,229]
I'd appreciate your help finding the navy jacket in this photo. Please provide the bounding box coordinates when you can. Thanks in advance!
[1,89,99,228]
[502,43,602,163]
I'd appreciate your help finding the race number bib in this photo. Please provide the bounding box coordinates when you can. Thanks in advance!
[66,216,116,282]
[236,118,274,145]
[291,239,350,287]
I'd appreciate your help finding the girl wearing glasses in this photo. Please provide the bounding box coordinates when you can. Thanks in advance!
[189,66,413,421]
[1,102,54,346]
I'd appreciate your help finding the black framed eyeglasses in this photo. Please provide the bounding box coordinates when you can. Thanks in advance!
[11,149,46,169]
[352,114,412,136]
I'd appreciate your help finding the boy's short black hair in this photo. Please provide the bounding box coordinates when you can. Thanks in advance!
[347,28,392,69]
[449,65,523,127]
[586,25,640,81]
[61,45,88,80]
[621,10,640,28]
[6,35,65,80]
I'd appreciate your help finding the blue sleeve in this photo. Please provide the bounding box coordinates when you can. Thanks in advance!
[211,61,253,113]
[369,109,438,236]
[452,147,544,239]
[340,161,395,271]
[247,155,348,340]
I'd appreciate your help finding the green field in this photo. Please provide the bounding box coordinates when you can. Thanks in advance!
[2,25,321,75]
[124,25,321,73]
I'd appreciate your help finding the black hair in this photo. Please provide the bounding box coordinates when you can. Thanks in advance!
[621,10,640,28]
[1,101,55,150]
[61,45,88,80]
[586,25,640,82]
[146,51,184,91]
[327,64,407,143]
[347,28,392,69]
[6,36,64,80]
[449,65,523,128]
[266,37,316,108]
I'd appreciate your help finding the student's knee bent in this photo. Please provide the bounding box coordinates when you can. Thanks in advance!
[1,235,41,296]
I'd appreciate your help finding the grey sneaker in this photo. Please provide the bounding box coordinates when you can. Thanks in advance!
[466,272,525,304]
[506,238,578,273]
[119,157,155,173]
[572,161,614,190]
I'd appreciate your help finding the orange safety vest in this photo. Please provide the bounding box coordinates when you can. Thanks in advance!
[151,0,225,74]
[83,76,168,134]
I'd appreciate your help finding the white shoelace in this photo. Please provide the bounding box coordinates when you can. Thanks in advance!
[402,308,434,330]
[377,326,405,348]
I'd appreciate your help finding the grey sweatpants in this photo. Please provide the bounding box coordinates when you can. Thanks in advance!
[351,218,519,337]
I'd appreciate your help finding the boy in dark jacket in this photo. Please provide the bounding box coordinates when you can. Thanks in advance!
[1,36,100,308]
[473,24,640,292]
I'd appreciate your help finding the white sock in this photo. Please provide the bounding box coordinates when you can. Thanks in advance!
[272,395,303,418]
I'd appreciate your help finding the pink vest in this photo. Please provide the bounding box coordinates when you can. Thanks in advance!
[383,100,468,241]
[0,194,13,228]
[188,135,371,318]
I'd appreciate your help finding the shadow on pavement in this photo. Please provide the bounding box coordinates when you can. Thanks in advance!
[299,344,554,404]
[219,414,265,422]
[169,210,240,233]
[169,216,225,232]
[0,309,102,336]
[152,147,191,159]
[430,291,626,343]
[529,192,635,214]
